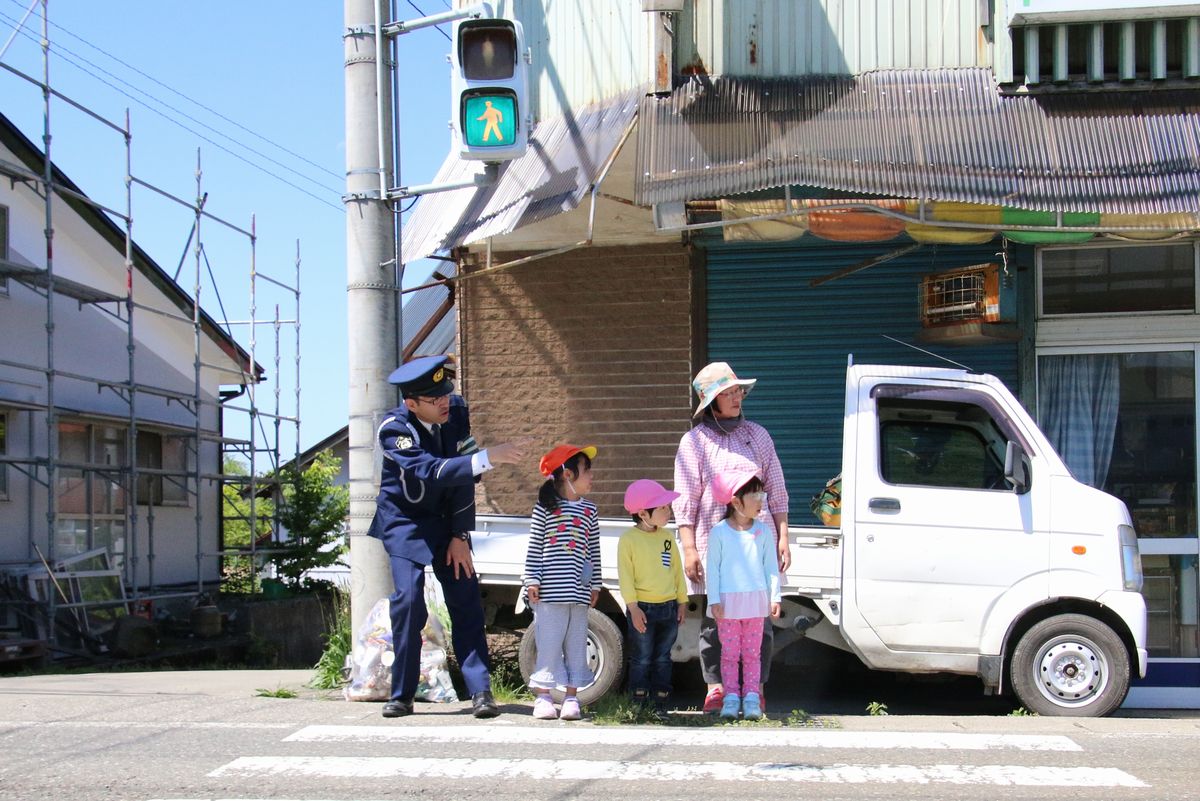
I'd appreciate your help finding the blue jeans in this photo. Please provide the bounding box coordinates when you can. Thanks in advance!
[626,600,679,700]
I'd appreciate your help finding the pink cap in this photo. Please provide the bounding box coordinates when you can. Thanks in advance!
[623,479,680,514]
[712,466,761,505]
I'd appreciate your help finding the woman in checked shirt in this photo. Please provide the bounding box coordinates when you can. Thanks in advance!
[673,362,790,715]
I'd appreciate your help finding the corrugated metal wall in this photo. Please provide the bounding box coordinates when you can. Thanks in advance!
[492,0,653,122]
[678,0,990,76]
[704,238,1019,522]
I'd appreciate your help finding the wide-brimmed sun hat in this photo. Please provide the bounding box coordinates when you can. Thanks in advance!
[692,361,756,417]
[712,466,762,505]
[539,443,598,477]
[623,479,680,514]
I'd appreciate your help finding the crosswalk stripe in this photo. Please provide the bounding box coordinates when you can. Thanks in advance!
[209,756,1146,787]
[284,724,1082,752]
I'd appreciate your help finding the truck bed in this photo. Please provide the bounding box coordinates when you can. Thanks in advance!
[471,514,842,601]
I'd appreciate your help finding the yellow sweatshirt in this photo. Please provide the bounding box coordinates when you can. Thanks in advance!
[617,525,689,605]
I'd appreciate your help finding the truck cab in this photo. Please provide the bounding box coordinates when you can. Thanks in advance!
[823,364,1147,716]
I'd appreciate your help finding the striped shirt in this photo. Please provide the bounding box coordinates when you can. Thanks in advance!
[522,498,602,604]
[672,419,789,595]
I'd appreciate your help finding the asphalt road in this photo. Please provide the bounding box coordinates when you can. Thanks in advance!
[1,669,1198,801]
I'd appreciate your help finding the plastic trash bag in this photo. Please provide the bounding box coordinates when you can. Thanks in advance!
[343,597,393,701]
[342,593,460,704]
[417,611,458,703]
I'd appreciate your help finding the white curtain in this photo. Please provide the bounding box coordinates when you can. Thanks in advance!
[1041,354,1121,489]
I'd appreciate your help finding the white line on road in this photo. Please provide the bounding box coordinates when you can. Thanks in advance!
[209,756,1146,787]
[284,724,1082,752]
[0,720,293,730]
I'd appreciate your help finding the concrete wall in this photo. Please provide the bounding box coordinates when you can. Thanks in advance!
[458,243,694,517]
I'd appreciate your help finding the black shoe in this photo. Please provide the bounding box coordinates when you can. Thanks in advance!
[471,690,500,719]
[652,701,670,722]
[382,699,414,718]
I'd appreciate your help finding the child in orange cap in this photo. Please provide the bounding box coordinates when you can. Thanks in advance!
[618,479,687,720]
[523,444,601,721]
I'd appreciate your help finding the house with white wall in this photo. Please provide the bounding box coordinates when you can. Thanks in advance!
[0,111,259,603]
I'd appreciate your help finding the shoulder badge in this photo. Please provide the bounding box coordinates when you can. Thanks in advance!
[395,434,414,450]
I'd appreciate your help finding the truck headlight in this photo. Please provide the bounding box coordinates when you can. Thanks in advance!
[1119,524,1143,592]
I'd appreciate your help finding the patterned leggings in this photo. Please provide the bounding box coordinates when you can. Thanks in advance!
[716,617,764,697]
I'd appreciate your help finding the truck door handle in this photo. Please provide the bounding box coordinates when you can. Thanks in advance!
[869,497,901,512]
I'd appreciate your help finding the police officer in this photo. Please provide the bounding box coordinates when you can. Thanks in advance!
[369,355,526,718]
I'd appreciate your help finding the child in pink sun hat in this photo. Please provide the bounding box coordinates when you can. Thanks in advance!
[618,479,687,720]
[706,467,782,721]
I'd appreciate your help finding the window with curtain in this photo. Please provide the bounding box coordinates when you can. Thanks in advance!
[1039,351,1196,538]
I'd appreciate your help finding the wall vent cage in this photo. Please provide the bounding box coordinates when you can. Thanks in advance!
[919,263,1013,327]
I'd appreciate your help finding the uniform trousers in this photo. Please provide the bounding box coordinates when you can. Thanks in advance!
[528,602,593,691]
[387,552,491,703]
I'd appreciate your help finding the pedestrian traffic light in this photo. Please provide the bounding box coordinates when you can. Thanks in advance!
[451,17,529,162]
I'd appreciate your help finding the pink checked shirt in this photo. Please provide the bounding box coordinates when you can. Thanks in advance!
[672,419,789,595]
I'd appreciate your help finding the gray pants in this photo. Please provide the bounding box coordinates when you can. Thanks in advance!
[694,594,774,686]
[529,602,593,690]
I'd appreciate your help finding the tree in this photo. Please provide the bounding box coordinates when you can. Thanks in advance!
[272,450,350,589]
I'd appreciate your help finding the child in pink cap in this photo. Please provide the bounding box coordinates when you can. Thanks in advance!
[706,467,782,720]
[617,479,687,720]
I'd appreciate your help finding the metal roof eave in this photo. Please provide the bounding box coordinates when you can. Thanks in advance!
[635,69,1200,217]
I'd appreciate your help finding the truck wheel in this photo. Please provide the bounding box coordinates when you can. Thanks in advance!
[518,608,624,706]
[1009,614,1130,717]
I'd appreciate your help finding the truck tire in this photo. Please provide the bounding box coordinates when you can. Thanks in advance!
[1009,614,1130,717]
[518,608,625,706]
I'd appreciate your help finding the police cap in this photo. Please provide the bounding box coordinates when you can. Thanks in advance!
[388,355,456,398]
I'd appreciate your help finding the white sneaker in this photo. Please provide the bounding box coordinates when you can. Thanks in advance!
[560,697,582,720]
[533,695,558,720]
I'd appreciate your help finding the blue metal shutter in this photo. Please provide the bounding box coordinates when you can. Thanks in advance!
[704,239,1020,523]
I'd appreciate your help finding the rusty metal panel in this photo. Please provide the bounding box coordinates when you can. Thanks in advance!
[635,69,1200,214]
[677,0,989,77]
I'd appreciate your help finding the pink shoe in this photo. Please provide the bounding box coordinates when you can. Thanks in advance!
[560,696,582,720]
[532,695,557,720]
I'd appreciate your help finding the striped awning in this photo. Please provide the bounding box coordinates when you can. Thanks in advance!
[636,69,1200,215]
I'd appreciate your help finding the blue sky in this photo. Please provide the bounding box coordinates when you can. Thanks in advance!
[1,0,455,459]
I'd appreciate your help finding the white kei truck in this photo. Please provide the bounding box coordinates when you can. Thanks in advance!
[468,363,1148,717]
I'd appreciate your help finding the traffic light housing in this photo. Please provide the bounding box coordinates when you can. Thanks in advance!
[451,17,529,162]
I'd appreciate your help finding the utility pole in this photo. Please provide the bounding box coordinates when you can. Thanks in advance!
[343,0,396,636]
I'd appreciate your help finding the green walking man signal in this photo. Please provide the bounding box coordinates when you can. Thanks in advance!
[451,17,529,162]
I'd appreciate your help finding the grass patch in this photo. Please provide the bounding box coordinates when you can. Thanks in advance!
[487,632,531,704]
[310,589,350,690]
[255,685,298,698]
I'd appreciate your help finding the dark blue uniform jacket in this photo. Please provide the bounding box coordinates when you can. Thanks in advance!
[367,396,478,565]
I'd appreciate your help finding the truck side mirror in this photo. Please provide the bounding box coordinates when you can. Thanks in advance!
[1004,440,1030,493]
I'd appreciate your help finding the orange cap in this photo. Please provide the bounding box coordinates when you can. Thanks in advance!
[539,443,598,477]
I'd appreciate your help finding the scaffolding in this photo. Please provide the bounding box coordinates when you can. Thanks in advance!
[0,4,302,659]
